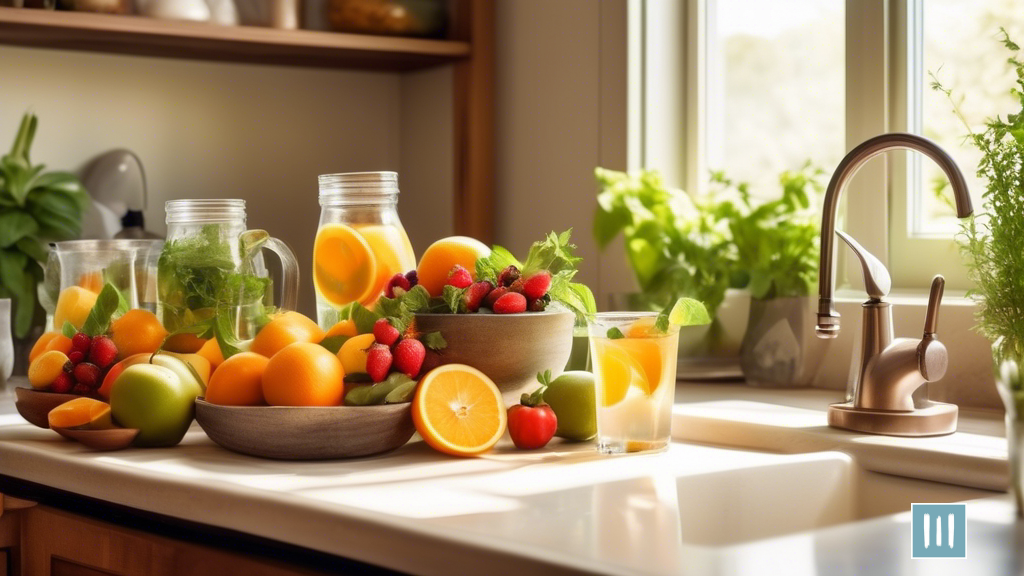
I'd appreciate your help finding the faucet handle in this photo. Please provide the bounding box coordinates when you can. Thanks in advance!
[919,275,948,382]
[836,230,891,300]
[923,275,945,335]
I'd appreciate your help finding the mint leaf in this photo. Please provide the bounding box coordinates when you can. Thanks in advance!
[521,229,582,277]
[319,334,350,354]
[607,327,625,339]
[475,246,521,283]
[668,298,712,327]
[61,321,77,339]
[213,312,243,359]
[402,285,431,313]
[421,331,447,351]
[350,303,381,334]
[374,295,404,320]
[81,282,124,337]
[441,285,467,314]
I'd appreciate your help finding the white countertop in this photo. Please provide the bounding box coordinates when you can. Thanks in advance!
[0,382,1020,575]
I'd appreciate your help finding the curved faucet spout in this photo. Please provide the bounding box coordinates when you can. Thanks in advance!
[815,133,973,339]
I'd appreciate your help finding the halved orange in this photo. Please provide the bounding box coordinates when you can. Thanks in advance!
[356,224,416,307]
[412,364,507,457]
[313,223,378,307]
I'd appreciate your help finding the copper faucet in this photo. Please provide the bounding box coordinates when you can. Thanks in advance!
[815,133,973,437]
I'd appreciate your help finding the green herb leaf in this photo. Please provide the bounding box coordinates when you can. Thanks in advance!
[213,313,243,359]
[61,321,77,339]
[421,331,447,351]
[319,334,350,354]
[521,229,582,277]
[607,327,625,339]
[668,297,712,327]
[402,285,431,313]
[475,246,522,283]
[441,285,467,314]
[81,282,124,337]
[384,379,417,404]
[345,373,416,406]
[350,303,381,334]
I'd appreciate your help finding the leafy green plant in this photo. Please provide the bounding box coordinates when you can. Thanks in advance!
[933,29,1024,361]
[593,163,822,315]
[0,113,89,338]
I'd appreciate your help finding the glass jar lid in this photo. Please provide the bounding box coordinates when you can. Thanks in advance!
[318,171,399,205]
[165,199,246,224]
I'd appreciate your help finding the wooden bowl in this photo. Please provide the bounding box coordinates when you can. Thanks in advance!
[14,387,82,428]
[194,399,416,460]
[53,426,140,451]
[413,310,575,405]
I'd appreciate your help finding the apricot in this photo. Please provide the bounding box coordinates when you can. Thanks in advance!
[29,351,70,389]
[29,332,61,362]
[48,397,112,430]
[338,333,375,375]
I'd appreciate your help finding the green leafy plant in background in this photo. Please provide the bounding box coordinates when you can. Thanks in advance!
[593,163,822,316]
[932,29,1024,362]
[0,113,89,338]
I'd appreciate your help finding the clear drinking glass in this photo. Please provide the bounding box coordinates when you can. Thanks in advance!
[588,312,680,454]
[43,239,164,330]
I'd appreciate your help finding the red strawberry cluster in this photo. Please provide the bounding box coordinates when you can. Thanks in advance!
[57,333,119,396]
[366,318,440,383]
[447,265,551,314]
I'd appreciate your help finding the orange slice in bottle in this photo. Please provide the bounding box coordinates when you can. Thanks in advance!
[593,340,650,406]
[412,364,507,457]
[356,224,416,307]
[313,223,378,307]
[617,338,664,394]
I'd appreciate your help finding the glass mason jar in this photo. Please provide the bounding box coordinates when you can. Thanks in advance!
[314,172,416,328]
[158,199,299,348]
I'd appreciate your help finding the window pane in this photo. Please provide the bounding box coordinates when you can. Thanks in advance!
[917,0,1024,235]
[706,0,845,197]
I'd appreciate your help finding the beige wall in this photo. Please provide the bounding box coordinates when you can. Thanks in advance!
[0,45,455,317]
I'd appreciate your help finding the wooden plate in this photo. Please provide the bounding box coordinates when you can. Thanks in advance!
[194,399,416,460]
[53,426,140,451]
[14,387,82,428]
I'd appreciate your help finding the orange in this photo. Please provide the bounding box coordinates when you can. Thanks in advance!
[29,350,70,389]
[29,332,61,362]
[250,311,325,358]
[109,309,169,359]
[415,236,491,297]
[196,338,225,371]
[205,352,269,406]
[262,343,345,407]
[411,364,506,457]
[53,286,98,330]
[592,339,646,406]
[48,397,112,430]
[163,333,207,354]
[44,334,73,356]
[313,223,377,307]
[338,333,375,374]
[323,319,358,340]
[355,224,416,307]
[616,338,665,394]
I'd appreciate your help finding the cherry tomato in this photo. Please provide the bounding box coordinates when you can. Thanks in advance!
[507,403,558,450]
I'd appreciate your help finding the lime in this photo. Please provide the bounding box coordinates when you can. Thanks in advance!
[543,371,597,441]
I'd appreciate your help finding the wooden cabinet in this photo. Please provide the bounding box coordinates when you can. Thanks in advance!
[5,503,330,576]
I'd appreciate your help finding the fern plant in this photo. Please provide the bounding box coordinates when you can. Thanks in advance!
[0,113,89,338]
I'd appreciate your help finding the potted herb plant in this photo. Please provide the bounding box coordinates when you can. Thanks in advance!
[710,164,826,387]
[934,30,1024,515]
[0,113,89,373]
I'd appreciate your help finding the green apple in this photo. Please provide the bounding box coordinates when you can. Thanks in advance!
[543,370,597,441]
[150,354,205,397]
[110,364,200,447]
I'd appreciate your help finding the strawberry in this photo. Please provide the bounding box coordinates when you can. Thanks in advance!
[71,332,92,354]
[462,281,494,312]
[373,318,401,347]
[72,383,92,396]
[73,362,102,388]
[393,339,426,378]
[88,336,118,369]
[366,343,393,383]
[68,350,85,365]
[508,278,525,294]
[385,273,412,298]
[498,265,521,288]
[483,286,509,309]
[446,265,473,289]
[493,292,527,314]
[523,272,552,300]
[51,372,75,394]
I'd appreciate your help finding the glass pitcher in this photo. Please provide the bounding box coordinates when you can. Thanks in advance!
[43,239,164,330]
[314,172,416,328]
[158,199,299,345]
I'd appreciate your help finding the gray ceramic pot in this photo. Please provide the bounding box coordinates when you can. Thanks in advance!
[995,356,1024,516]
[739,296,828,388]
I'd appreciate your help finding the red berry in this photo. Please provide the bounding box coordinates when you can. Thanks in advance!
[404,270,419,287]
[393,339,426,378]
[366,343,393,383]
[446,265,473,289]
[508,278,525,294]
[385,273,412,298]
[73,362,102,388]
[463,281,494,313]
[51,372,75,394]
[507,403,558,450]
[493,292,527,314]
[483,286,509,309]
[523,272,552,300]
[71,332,92,354]
[72,383,92,396]
[88,336,118,369]
[373,318,401,347]
[528,297,548,312]
[497,265,521,288]
[68,350,85,365]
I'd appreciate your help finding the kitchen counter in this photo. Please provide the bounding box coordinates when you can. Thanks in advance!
[0,382,1021,575]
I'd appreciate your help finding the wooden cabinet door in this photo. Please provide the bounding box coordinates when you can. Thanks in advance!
[21,506,323,576]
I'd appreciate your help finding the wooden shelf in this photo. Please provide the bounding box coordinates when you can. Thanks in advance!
[0,6,471,71]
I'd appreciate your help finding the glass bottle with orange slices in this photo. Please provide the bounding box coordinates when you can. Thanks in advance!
[314,172,416,328]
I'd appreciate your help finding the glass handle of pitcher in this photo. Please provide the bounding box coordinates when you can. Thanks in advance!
[263,237,300,312]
